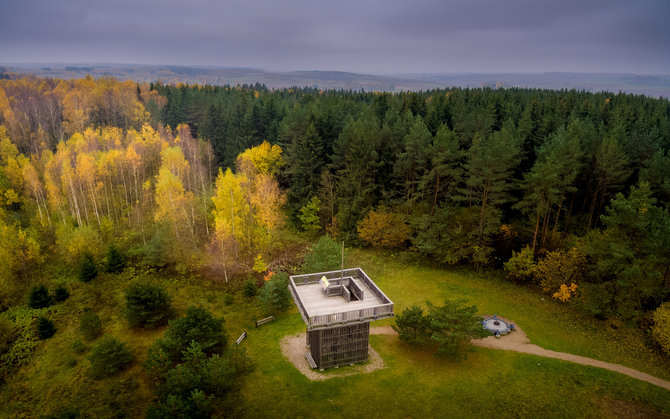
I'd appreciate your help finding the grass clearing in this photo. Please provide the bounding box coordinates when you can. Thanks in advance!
[1,249,668,417]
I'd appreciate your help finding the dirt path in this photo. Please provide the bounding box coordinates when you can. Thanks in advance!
[280,333,385,381]
[371,319,670,392]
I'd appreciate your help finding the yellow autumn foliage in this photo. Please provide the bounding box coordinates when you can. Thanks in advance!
[357,209,411,248]
[651,302,670,355]
[235,141,284,178]
[552,282,578,302]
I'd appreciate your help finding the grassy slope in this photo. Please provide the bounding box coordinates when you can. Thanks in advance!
[1,249,669,418]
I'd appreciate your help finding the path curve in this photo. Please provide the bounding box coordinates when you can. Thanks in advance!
[371,320,670,392]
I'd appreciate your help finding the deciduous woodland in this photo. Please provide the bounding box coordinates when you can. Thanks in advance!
[0,75,669,416]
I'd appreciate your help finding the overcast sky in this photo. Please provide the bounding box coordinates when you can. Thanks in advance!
[1,0,668,74]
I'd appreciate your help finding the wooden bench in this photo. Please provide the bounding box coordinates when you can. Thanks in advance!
[235,331,247,345]
[255,315,275,327]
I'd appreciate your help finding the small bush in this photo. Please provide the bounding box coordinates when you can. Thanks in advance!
[79,310,103,341]
[0,318,16,354]
[298,196,322,235]
[145,306,226,374]
[88,336,133,378]
[147,342,239,419]
[392,299,488,360]
[257,273,291,315]
[105,244,126,274]
[503,246,536,282]
[392,305,430,345]
[223,294,233,305]
[243,279,257,297]
[28,285,53,309]
[651,302,670,355]
[252,254,267,273]
[125,282,173,329]
[79,253,98,282]
[357,208,411,248]
[37,317,56,339]
[53,285,70,302]
[71,338,88,354]
[44,406,81,419]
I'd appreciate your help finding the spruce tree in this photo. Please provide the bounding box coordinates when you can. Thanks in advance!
[53,285,70,302]
[286,122,324,220]
[37,317,56,339]
[106,245,125,274]
[28,285,52,309]
[79,253,98,282]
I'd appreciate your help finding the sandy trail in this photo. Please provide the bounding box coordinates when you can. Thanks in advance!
[372,318,670,392]
[280,333,385,381]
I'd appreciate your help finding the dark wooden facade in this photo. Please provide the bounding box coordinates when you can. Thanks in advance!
[308,322,370,369]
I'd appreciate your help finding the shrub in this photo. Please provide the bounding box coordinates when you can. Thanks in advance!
[298,196,322,235]
[146,306,226,370]
[252,254,267,273]
[0,318,16,354]
[87,336,133,378]
[37,317,56,339]
[124,282,173,329]
[503,246,536,282]
[535,248,586,295]
[302,235,343,273]
[79,310,103,341]
[427,300,489,359]
[28,285,53,309]
[392,305,430,345]
[53,285,70,302]
[147,342,243,419]
[55,223,103,266]
[243,279,257,297]
[79,253,98,282]
[257,273,291,315]
[71,338,88,355]
[651,302,670,355]
[223,294,233,305]
[105,244,125,274]
[392,299,488,360]
[357,208,411,248]
[44,406,81,419]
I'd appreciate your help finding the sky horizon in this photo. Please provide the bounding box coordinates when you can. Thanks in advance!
[1,0,668,75]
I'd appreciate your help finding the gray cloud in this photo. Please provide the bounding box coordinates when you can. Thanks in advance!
[0,0,668,74]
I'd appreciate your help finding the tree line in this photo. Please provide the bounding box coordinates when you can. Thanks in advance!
[1,75,669,325]
[155,82,670,322]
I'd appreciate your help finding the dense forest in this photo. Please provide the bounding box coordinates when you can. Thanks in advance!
[154,81,670,321]
[1,76,670,317]
[0,75,669,390]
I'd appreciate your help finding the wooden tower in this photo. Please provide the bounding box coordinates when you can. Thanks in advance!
[289,268,394,369]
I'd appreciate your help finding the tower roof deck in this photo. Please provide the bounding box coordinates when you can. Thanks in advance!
[289,268,394,330]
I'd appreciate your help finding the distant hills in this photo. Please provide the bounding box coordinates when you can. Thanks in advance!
[1,63,669,97]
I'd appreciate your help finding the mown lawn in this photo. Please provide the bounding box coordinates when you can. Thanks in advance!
[1,249,669,418]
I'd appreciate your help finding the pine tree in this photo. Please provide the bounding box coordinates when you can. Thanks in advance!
[419,123,463,214]
[462,120,521,264]
[79,253,98,282]
[37,316,56,339]
[53,285,70,302]
[28,285,53,309]
[395,116,432,204]
[105,244,125,274]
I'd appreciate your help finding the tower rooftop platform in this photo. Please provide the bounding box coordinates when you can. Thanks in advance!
[289,268,394,330]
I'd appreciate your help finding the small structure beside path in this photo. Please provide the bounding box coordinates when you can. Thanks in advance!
[481,314,514,337]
